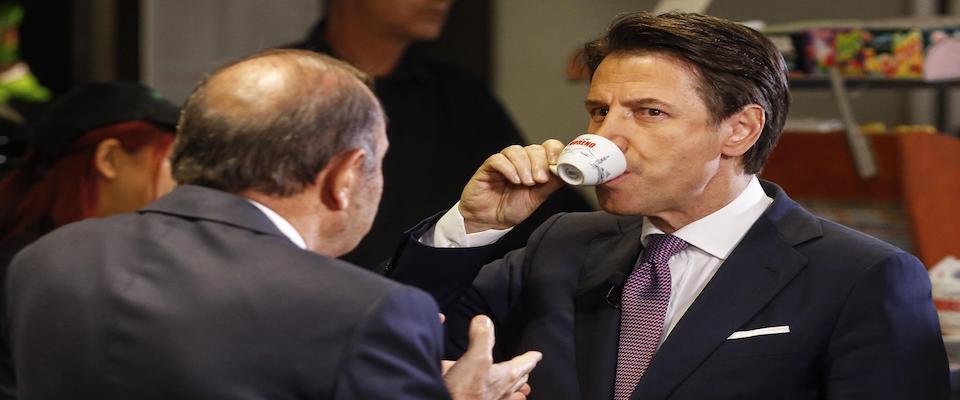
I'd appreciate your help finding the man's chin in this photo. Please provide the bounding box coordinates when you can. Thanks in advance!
[409,25,445,42]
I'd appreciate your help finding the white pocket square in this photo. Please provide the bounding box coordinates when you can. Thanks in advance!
[727,325,790,340]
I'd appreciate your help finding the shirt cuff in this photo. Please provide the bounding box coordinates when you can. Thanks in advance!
[418,201,513,248]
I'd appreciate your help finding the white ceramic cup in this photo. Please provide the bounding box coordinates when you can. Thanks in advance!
[548,134,627,186]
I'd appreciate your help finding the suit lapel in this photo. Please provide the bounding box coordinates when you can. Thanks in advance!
[574,216,643,400]
[631,182,819,400]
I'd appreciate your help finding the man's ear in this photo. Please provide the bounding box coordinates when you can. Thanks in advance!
[721,104,765,158]
[319,149,367,211]
[93,138,125,180]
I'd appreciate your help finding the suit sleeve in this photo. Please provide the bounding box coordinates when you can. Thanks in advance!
[824,252,950,399]
[388,213,565,358]
[331,286,451,400]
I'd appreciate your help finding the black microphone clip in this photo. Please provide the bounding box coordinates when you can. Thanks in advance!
[604,272,627,309]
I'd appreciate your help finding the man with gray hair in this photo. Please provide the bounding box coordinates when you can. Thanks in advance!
[5,49,539,399]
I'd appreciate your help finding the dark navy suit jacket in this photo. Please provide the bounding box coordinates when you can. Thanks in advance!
[5,185,450,399]
[388,181,949,399]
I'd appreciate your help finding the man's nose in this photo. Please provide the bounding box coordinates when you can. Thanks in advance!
[591,117,629,153]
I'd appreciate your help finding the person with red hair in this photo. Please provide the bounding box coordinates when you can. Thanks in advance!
[0,82,177,398]
[0,82,178,265]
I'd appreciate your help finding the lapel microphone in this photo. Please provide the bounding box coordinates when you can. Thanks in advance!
[605,271,629,309]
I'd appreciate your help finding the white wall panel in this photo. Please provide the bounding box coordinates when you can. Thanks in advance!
[141,0,319,103]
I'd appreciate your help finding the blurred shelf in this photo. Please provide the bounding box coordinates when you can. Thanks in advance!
[791,76,960,89]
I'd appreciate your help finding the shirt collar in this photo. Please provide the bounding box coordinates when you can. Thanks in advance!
[641,176,773,260]
[247,199,308,250]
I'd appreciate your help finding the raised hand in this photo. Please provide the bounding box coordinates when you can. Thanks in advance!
[459,140,565,233]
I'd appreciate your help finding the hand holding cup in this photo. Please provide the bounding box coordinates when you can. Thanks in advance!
[459,140,566,233]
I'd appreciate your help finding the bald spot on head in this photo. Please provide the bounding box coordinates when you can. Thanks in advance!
[197,51,365,126]
[171,49,383,196]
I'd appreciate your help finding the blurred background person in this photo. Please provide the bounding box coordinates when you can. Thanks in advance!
[0,81,177,399]
[0,81,177,272]
[0,82,178,266]
[291,0,593,269]
[0,2,48,106]
[0,1,51,177]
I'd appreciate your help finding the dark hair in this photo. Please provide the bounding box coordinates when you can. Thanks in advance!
[584,12,790,174]
[172,49,383,196]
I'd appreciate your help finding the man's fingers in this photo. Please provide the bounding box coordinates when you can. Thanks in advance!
[485,351,540,400]
[463,315,495,361]
[509,373,530,394]
[441,360,456,375]
[484,153,521,184]
[524,145,550,183]
[439,313,446,324]
[484,143,562,187]
[506,382,532,400]
[518,382,532,396]
[503,373,531,400]
[514,351,544,364]
[530,173,565,199]
[500,145,535,186]
[504,351,542,378]
[542,139,565,164]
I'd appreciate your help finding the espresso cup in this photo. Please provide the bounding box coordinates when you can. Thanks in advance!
[548,134,627,186]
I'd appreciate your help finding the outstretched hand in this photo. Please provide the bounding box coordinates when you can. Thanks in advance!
[443,315,542,400]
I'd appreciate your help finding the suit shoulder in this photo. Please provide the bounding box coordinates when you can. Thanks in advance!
[265,246,440,314]
[10,213,139,265]
[819,217,903,255]
[804,216,919,274]
[291,250,412,292]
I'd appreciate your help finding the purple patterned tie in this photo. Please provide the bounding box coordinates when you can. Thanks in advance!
[614,234,688,400]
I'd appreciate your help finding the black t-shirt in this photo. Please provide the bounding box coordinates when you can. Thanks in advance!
[291,24,593,269]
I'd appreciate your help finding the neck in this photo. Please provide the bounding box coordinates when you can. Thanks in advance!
[241,190,347,257]
[94,180,116,217]
[324,10,409,77]
[94,178,148,218]
[648,171,753,234]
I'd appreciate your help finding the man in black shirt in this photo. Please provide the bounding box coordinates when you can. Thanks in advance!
[290,0,592,269]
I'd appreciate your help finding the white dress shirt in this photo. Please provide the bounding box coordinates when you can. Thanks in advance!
[248,199,307,250]
[421,177,773,344]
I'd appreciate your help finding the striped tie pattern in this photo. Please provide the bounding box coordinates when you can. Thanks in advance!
[613,234,688,400]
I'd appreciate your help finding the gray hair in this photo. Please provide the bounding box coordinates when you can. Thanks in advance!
[171,49,384,196]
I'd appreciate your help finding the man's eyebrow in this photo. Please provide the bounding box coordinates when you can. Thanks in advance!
[584,97,674,109]
[584,99,606,109]
[622,97,674,110]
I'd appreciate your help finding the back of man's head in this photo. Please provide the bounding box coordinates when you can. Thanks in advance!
[172,49,384,196]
